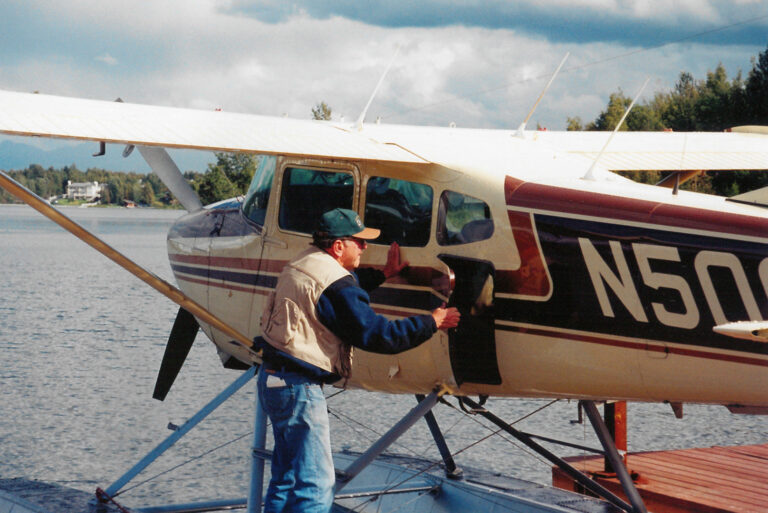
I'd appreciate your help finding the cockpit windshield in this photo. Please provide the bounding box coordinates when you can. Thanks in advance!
[242,155,276,227]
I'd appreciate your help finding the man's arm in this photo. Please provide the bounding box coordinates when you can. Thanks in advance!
[317,275,437,354]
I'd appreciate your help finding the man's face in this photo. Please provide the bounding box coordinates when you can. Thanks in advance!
[339,237,367,270]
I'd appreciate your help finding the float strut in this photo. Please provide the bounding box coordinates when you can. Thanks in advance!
[247,369,268,513]
[582,400,647,513]
[100,366,258,500]
[335,389,442,492]
[415,394,462,479]
[459,396,637,513]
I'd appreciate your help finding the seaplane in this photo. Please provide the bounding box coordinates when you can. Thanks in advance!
[1,58,767,513]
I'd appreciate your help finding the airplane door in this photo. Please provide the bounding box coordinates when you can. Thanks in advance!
[435,189,502,386]
[438,255,502,386]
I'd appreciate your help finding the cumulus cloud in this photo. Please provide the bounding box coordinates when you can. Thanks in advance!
[0,0,765,132]
[95,53,118,66]
[225,0,768,45]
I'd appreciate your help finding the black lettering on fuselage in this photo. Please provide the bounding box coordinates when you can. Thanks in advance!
[580,239,765,329]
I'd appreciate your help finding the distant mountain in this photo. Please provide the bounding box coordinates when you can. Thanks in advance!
[0,139,215,173]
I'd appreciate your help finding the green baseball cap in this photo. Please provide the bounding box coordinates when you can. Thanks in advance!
[316,208,381,240]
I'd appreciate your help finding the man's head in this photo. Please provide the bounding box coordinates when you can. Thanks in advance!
[314,208,380,270]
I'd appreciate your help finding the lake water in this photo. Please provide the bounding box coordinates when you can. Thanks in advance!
[0,204,765,509]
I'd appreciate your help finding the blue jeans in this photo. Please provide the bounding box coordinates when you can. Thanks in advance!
[257,369,335,513]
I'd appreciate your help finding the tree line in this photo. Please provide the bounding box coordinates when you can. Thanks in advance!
[0,152,257,207]
[567,45,768,196]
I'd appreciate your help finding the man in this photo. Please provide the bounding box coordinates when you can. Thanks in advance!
[255,208,460,513]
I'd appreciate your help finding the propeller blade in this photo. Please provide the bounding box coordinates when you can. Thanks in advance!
[0,169,258,354]
[153,307,199,401]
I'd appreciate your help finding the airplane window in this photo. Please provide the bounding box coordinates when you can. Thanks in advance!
[437,190,494,245]
[278,167,354,234]
[242,155,276,227]
[364,177,433,247]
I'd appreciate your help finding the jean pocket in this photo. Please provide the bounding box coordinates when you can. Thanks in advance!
[262,386,295,421]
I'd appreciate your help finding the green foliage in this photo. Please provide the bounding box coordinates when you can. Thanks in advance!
[312,101,332,121]
[190,152,257,205]
[566,116,583,131]
[194,166,239,205]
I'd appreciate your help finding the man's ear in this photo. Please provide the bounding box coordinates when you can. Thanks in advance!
[329,239,345,258]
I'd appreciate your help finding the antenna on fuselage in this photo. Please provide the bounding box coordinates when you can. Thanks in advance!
[355,45,401,131]
[582,77,650,181]
[515,52,569,137]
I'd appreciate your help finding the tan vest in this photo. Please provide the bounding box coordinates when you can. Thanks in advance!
[260,246,353,376]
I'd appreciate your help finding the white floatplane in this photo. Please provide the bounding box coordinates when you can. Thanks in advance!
[1,67,767,512]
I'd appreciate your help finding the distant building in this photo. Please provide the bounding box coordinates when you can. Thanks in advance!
[66,181,101,201]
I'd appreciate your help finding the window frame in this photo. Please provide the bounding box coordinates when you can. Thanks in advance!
[362,175,434,248]
[436,189,494,246]
[274,161,360,237]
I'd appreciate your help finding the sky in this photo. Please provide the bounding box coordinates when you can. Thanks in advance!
[1,0,768,169]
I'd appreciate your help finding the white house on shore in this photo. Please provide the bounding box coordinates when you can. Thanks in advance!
[66,180,101,201]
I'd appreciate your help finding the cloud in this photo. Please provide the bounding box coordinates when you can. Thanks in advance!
[0,0,765,136]
[95,53,118,66]
[225,0,768,46]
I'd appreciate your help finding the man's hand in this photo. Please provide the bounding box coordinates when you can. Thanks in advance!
[382,242,409,279]
[431,305,461,330]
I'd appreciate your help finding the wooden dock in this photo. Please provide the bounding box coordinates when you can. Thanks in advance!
[552,443,768,513]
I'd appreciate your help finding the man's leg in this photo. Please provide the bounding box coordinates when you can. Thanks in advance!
[285,382,335,513]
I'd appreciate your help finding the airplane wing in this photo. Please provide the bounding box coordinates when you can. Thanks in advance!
[3,89,768,174]
[0,89,426,164]
[530,129,768,171]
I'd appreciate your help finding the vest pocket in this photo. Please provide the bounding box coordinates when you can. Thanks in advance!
[265,297,301,347]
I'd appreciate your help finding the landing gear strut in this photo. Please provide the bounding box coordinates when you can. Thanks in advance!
[459,397,647,513]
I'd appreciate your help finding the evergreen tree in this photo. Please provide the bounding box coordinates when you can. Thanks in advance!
[312,101,332,121]
[745,47,768,124]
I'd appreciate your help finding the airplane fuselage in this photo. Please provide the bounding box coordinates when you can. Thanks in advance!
[167,141,768,409]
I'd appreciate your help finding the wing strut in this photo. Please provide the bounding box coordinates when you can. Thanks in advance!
[355,45,401,131]
[0,169,255,353]
[583,78,650,181]
[138,146,203,212]
[515,52,569,137]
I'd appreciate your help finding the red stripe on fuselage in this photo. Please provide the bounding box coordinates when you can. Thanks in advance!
[169,253,451,290]
[174,275,416,317]
[175,274,271,295]
[504,176,768,238]
[496,211,551,297]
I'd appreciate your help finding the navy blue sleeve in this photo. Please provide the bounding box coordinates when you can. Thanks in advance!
[317,275,437,354]
[353,268,386,293]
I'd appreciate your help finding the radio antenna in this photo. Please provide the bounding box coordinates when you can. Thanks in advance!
[355,45,401,131]
[515,52,569,137]
[583,77,650,181]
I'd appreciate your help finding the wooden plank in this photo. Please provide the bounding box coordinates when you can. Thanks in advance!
[644,451,767,487]
[555,444,768,513]
[585,451,768,504]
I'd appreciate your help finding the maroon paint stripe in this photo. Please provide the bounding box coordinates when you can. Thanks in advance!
[176,274,270,296]
[169,253,451,289]
[175,274,417,316]
[496,211,551,296]
[499,324,768,368]
[504,176,768,239]
[169,253,266,271]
